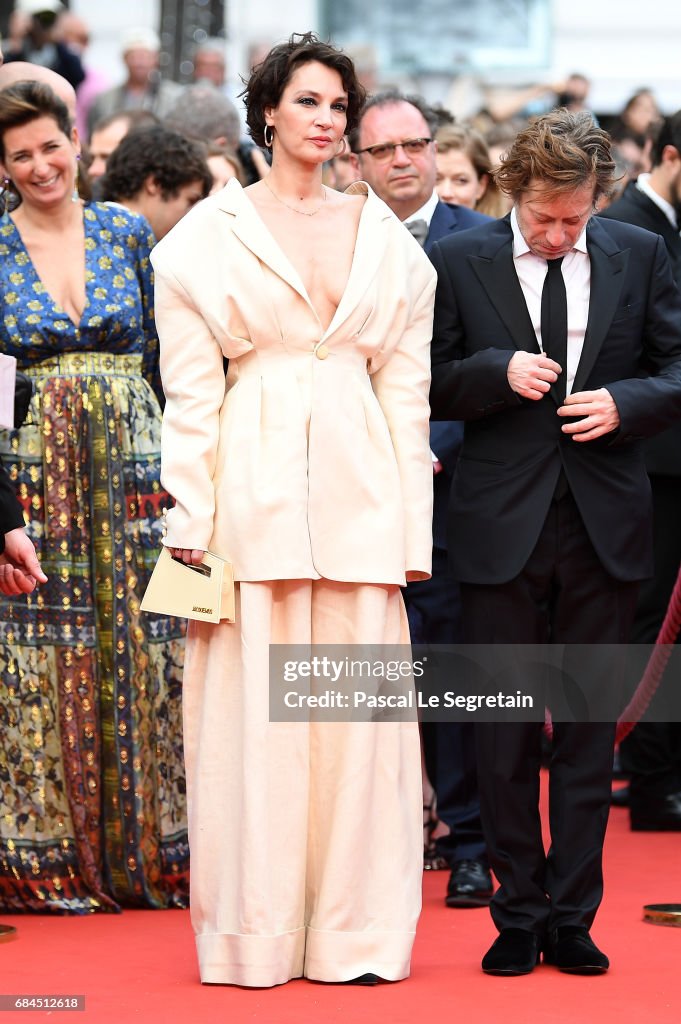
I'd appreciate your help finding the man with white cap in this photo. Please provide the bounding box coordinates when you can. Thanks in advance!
[3,0,84,89]
[87,26,183,134]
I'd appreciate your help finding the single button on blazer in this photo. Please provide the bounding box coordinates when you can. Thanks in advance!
[151,179,436,585]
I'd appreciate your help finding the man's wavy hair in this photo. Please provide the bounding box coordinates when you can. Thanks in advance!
[243,32,366,148]
[494,109,617,202]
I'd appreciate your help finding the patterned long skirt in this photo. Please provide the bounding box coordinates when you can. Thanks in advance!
[0,352,187,913]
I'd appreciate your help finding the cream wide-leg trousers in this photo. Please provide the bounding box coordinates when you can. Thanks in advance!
[181,578,423,987]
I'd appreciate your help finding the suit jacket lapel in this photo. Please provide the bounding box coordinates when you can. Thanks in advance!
[217,179,312,307]
[425,201,458,251]
[322,181,390,340]
[216,179,389,340]
[468,217,539,354]
[631,188,681,265]
[572,218,629,393]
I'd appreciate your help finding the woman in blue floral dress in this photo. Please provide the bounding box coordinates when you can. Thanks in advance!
[0,82,187,912]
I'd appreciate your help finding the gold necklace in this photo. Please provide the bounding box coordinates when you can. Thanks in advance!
[263,177,327,216]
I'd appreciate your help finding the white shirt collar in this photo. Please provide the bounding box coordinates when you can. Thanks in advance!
[510,205,588,259]
[636,173,678,229]
[404,190,439,228]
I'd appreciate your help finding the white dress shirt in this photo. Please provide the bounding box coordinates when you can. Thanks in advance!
[510,207,590,395]
[636,173,679,230]
[404,191,440,232]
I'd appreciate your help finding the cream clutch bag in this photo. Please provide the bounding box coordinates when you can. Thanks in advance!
[141,547,235,623]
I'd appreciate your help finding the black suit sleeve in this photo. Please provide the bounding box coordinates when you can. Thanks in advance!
[607,235,681,441]
[0,461,25,555]
[429,241,521,421]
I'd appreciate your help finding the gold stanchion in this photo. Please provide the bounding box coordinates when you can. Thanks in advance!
[643,904,681,927]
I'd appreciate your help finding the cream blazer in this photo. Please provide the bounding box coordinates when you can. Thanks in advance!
[151,179,436,585]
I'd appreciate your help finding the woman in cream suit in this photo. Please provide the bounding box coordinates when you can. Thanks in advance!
[152,33,436,988]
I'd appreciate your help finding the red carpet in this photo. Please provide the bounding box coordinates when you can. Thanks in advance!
[2,788,679,1023]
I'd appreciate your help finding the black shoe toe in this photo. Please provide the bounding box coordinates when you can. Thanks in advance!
[482,929,540,975]
[446,859,493,908]
[544,927,609,974]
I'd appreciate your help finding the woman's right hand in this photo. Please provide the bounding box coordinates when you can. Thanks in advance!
[168,547,206,566]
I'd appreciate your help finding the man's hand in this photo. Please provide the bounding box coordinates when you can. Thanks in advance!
[0,528,47,596]
[558,388,620,441]
[507,352,562,400]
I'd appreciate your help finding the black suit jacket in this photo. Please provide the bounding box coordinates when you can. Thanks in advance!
[600,182,681,280]
[425,199,489,255]
[0,462,24,555]
[429,215,681,585]
[424,200,490,548]
[600,182,681,475]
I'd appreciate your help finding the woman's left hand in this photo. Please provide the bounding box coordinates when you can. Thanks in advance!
[168,547,206,566]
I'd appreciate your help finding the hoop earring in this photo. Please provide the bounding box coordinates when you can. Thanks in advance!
[337,136,347,156]
[2,177,14,216]
[264,125,274,148]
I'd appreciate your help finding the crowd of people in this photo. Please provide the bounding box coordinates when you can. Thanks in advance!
[0,2,680,993]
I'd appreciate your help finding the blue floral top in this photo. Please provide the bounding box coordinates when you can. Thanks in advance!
[0,202,162,404]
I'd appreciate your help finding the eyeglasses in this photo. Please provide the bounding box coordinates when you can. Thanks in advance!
[356,138,432,162]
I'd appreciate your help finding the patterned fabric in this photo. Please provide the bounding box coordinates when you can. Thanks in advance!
[0,204,188,913]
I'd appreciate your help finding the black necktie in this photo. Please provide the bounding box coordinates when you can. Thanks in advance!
[406,219,428,247]
[540,256,567,402]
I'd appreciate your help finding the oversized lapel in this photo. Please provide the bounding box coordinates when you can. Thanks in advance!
[468,216,538,354]
[571,217,629,394]
[215,179,390,340]
[216,178,312,307]
[321,181,391,341]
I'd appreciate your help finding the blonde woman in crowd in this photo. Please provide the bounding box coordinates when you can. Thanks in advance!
[435,122,507,217]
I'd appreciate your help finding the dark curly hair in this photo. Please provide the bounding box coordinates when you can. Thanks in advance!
[243,32,366,148]
[98,125,213,202]
[650,110,681,168]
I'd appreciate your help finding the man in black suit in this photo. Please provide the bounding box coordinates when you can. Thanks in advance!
[430,110,681,975]
[0,463,46,596]
[601,114,681,279]
[351,92,494,908]
[600,111,681,830]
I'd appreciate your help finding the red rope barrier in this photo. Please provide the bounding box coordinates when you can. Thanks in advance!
[616,559,681,743]
[543,559,681,743]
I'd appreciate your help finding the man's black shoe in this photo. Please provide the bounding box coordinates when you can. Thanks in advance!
[630,791,681,830]
[544,927,609,974]
[481,929,541,975]
[445,859,493,908]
